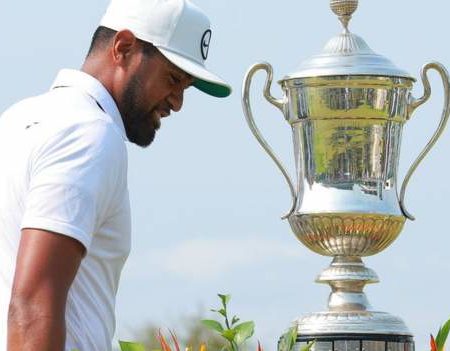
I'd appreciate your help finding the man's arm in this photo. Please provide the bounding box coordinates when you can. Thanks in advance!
[8,229,85,351]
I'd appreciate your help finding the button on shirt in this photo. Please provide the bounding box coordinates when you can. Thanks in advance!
[0,69,132,351]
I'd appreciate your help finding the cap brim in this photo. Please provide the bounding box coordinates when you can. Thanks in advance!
[157,48,232,98]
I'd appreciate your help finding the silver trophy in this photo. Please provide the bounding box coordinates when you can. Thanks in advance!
[242,1,450,350]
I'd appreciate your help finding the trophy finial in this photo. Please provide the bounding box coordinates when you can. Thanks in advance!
[330,0,358,32]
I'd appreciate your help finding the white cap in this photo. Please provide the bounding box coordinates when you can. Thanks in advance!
[100,0,231,98]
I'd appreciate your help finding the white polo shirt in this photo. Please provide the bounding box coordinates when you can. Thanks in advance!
[0,69,131,351]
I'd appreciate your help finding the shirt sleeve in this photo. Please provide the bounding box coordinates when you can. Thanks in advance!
[21,119,128,251]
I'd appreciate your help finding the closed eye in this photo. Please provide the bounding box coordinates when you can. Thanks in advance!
[170,74,181,85]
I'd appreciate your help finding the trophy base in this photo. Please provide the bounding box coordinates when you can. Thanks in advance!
[292,330,414,351]
[279,257,414,351]
[287,311,414,351]
[295,310,411,336]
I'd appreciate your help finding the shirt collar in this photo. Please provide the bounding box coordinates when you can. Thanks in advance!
[50,69,128,141]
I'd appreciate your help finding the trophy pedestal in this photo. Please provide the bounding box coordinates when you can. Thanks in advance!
[290,257,414,351]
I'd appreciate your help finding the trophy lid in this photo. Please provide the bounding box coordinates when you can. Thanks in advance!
[284,0,414,80]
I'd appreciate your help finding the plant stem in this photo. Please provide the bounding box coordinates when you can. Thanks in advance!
[224,308,231,330]
[228,340,239,351]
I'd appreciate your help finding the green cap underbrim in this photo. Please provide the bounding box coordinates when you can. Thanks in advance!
[193,78,232,98]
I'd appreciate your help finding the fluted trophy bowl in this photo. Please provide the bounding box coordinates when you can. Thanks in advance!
[289,214,405,257]
[285,75,413,256]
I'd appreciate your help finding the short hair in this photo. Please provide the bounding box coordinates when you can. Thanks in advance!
[86,26,158,58]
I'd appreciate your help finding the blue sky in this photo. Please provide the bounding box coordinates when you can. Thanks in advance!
[1,0,449,349]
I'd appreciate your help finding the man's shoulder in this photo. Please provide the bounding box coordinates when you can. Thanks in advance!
[2,88,125,151]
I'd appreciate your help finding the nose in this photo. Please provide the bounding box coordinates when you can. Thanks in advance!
[167,89,184,112]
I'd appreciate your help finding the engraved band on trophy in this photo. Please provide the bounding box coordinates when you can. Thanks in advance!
[241,1,450,350]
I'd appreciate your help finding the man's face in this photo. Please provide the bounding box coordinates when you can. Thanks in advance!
[119,48,193,147]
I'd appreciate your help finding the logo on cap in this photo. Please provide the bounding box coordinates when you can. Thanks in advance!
[201,29,212,60]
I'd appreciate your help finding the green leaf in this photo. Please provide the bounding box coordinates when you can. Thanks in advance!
[201,319,224,333]
[301,341,316,351]
[119,341,147,351]
[231,315,240,326]
[279,327,298,351]
[221,329,237,342]
[211,308,227,318]
[436,319,450,351]
[234,321,255,345]
[218,294,231,308]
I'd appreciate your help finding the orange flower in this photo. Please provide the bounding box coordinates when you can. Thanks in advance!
[431,334,438,351]
[169,330,181,351]
[157,330,172,351]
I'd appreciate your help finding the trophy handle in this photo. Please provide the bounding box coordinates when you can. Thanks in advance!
[400,62,450,220]
[242,62,297,220]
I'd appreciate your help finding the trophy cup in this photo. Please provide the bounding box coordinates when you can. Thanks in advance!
[242,1,450,350]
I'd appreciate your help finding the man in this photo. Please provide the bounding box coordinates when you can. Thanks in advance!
[0,0,231,350]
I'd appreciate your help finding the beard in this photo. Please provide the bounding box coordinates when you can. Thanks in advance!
[121,72,160,148]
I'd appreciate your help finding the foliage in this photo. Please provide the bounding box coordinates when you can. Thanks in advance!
[278,326,314,351]
[182,314,229,350]
[134,314,227,351]
[278,326,297,351]
[118,341,146,351]
[71,296,450,351]
[431,318,450,351]
[201,294,255,351]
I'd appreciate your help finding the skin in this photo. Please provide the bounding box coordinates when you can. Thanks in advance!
[83,30,194,147]
[8,230,84,351]
[7,30,193,350]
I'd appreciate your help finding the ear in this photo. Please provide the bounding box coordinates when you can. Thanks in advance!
[111,30,140,66]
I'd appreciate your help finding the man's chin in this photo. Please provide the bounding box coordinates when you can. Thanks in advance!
[126,125,157,148]
[123,112,160,147]
[134,134,156,148]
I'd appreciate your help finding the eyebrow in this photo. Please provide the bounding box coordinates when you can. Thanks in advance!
[173,70,192,83]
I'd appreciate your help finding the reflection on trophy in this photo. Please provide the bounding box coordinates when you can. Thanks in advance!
[242,1,450,350]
